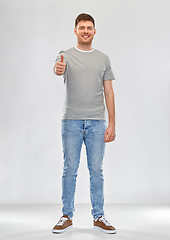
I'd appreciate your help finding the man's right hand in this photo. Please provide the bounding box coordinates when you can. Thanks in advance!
[53,55,66,76]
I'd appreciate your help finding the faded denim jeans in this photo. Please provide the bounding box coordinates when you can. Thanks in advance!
[61,120,106,219]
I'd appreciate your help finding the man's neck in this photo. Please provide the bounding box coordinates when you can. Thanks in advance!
[76,43,93,51]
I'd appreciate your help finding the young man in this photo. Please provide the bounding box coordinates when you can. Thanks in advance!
[52,13,116,234]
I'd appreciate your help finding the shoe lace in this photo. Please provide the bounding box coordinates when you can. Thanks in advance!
[99,215,112,226]
[57,216,68,226]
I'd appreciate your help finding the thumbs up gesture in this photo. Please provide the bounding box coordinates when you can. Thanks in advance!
[54,55,66,76]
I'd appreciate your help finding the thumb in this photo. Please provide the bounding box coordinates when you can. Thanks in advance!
[60,55,64,62]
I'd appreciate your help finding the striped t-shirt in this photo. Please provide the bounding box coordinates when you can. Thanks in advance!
[55,47,115,120]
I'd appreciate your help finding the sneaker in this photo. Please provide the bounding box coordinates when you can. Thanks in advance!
[52,215,72,233]
[94,215,116,234]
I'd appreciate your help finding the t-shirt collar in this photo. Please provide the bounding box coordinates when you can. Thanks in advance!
[75,46,94,53]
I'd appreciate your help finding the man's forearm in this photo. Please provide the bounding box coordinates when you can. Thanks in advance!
[105,91,116,126]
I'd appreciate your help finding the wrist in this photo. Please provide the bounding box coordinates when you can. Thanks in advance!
[108,122,115,127]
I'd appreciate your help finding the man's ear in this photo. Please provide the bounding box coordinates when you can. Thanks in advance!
[74,28,77,36]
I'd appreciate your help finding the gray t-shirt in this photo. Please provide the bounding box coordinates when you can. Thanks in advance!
[55,47,115,120]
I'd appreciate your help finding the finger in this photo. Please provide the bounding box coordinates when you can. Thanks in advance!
[57,69,64,73]
[104,136,109,142]
[107,134,111,142]
[106,133,113,142]
[110,136,115,142]
[110,134,116,142]
[60,55,64,62]
[57,65,65,70]
[104,131,108,141]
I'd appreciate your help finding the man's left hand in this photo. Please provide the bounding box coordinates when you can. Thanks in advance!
[104,125,116,143]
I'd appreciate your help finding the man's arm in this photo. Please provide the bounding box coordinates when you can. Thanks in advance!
[53,55,66,76]
[103,80,116,142]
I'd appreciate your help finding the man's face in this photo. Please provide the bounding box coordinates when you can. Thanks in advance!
[74,20,96,45]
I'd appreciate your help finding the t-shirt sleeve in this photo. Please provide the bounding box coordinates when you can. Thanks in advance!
[103,56,115,81]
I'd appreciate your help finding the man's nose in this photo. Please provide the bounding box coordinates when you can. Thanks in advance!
[83,28,88,33]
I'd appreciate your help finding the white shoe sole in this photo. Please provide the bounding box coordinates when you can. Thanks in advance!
[94,226,116,234]
[52,225,72,233]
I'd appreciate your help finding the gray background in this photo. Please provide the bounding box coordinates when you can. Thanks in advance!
[0,0,170,203]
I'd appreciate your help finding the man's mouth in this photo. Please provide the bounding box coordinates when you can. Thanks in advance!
[82,35,90,39]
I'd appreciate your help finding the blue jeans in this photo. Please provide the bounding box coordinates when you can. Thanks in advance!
[61,120,106,220]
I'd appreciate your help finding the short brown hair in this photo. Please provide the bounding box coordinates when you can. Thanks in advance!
[75,13,95,28]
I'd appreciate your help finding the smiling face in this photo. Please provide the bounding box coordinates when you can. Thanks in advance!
[74,20,96,48]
